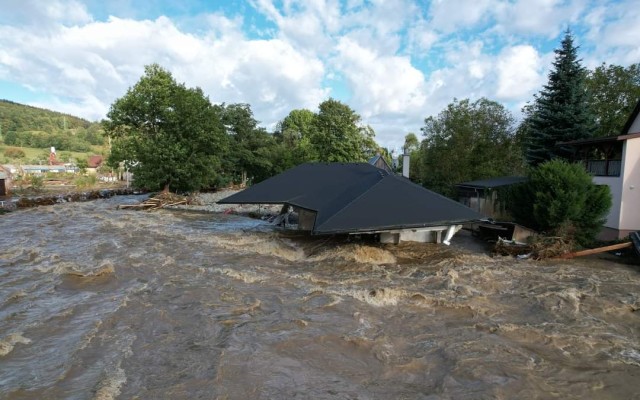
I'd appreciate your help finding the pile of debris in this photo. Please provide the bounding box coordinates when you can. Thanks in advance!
[493,236,574,260]
[118,192,195,211]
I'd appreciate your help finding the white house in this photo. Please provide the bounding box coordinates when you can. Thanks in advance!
[564,101,640,239]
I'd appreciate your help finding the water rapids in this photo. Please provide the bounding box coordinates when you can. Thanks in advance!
[1,195,639,399]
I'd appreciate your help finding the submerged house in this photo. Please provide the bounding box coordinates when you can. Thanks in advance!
[218,163,482,244]
[562,101,640,239]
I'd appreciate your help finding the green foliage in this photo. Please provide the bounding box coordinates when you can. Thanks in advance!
[4,147,25,158]
[104,64,227,193]
[216,103,276,184]
[0,100,104,151]
[310,99,378,162]
[73,174,98,188]
[525,30,596,166]
[273,108,318,170]
[585,63,640,137]
[29,175,44,192]
[509,159,611,246]
[418,98,525,197]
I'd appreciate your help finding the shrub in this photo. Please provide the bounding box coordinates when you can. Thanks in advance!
[509,159,612,246]
[29,175,44,192]
[4,147,26,158]
[74,175,98,188]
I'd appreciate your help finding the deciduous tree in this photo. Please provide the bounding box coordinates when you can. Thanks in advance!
[104,64,227,193]
[419,98,525,197]
[311,99,377,162]
[585,63,640,137]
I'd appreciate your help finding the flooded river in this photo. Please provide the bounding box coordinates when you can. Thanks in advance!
[1,195,639,399]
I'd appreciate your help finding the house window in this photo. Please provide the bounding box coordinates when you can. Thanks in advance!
[586,159,621,177]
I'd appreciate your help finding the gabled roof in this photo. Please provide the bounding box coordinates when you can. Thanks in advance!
[456,176,528,190]
[218,163,481,235]
[87,155,103,168]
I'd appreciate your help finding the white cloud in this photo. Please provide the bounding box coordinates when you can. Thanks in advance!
[496,45,544,100]
[0,0,638,151]
[427,0,494,33]
[0,12,327,127]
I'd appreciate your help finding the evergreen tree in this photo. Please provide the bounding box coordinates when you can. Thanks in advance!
[526,30,595,166]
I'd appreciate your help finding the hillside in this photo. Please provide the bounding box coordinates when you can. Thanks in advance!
[0,99,106,153]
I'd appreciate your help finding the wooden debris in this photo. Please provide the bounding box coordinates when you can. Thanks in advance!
[118,192,189,211]
[556,242,632,259]
[493,235,575,260]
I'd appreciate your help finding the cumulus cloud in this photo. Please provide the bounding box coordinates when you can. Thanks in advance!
[496,45,544,100]
[0,11,328,126]
[0,0,637,150]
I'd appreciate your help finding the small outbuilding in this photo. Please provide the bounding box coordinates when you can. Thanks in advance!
[0,165,11,196]
[218,163,482,244]
[455,176,527,219]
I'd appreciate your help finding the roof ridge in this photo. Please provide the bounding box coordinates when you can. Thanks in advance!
[315,174,387,231]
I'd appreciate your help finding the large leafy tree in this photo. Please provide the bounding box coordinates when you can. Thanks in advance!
[105,64,227,193]
[310,98,378,162]
[585,63,640,137]
[216,103,276,184]
[509,159,611,246]
[418,98,525,197]
[274,108,318,169]
[525,30,595,166]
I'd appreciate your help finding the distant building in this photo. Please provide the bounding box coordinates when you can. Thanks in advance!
[562,99,640,239]
[368,154,394,174]
[86,155,104,175]
[20,165,67,175]
[0,165,11,196]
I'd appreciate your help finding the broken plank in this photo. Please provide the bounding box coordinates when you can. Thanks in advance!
[557,242,632,259]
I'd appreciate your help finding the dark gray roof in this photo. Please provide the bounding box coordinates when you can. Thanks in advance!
[218,163,482,234]
[456,176,528,189]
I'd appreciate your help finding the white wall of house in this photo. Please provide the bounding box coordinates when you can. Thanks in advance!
[594,175,623,229]
[620,137,640,232]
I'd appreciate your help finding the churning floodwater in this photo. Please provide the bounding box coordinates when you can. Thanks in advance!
[1,195,639,399]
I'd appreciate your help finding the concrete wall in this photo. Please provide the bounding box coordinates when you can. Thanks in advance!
[620,137,640,232]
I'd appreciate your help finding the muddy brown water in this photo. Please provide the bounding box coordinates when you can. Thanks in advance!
[1,195,639,399]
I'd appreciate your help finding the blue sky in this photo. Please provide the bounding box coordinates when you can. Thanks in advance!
[1,0,638,150]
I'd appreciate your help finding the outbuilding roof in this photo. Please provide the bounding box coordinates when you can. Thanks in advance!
[218,162,482,235]
[455,176,528,190]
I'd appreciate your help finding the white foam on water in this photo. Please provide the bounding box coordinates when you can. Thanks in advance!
[0,332,32,356]
[92,366,127,400]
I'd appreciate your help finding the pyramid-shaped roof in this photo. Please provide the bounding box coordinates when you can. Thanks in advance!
[218,163,481,234]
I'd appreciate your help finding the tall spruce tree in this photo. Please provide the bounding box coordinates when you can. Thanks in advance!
[526,30,595,166]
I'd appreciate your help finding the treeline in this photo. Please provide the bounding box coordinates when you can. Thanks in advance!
[0,100,106,151]
[105,64,383,192]
[407,48,640,197]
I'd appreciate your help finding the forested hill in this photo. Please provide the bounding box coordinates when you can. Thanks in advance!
[0,99,106,151]
[0,99,93,132]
